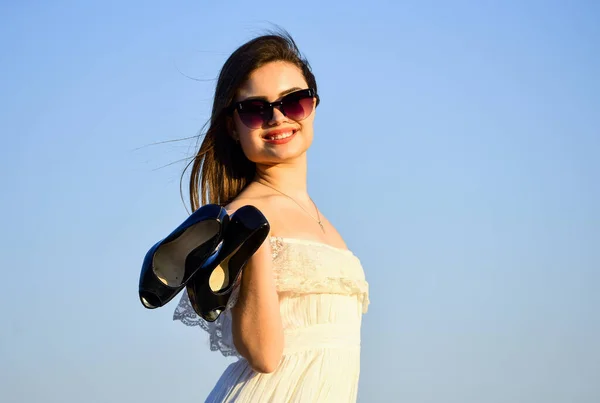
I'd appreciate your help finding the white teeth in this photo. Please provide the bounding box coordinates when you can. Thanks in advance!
[266,131,294,140]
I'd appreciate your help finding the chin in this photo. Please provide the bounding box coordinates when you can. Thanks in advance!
[260,148,307,165]
[247,137,312,165]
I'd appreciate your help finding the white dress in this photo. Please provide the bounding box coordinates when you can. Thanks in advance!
[173,236,370,402]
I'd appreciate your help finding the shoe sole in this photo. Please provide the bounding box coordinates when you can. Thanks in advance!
[208,244,244,293]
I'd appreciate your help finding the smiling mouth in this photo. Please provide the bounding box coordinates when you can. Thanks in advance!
[263,130,296,141]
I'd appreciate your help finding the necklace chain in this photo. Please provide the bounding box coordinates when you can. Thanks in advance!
[259,182,324,232]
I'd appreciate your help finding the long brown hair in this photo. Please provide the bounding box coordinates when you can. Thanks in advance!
[183,30,319,212]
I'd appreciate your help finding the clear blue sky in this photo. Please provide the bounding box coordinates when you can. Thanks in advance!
[1,1,598,402]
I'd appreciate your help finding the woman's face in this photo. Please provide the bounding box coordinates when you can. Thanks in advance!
[231,61,316,165]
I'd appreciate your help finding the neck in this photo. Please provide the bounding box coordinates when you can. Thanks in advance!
[254,154,309,200]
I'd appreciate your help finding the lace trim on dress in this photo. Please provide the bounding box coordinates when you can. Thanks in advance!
[270,236,370,313]
[172,284,242,358]
[270,236,285,260]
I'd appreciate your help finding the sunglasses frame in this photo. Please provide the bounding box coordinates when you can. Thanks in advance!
[227,88,319,128]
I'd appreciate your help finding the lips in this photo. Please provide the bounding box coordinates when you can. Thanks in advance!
[261,128,298,144]
[263,130,295,140]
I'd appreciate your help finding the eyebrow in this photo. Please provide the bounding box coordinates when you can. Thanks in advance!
[239,87,303,102]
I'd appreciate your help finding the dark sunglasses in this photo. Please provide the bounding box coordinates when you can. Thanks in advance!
[227,88,319,129]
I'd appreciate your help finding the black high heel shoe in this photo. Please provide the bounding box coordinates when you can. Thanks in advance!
[186,205,270,322]
[139,204,228,309]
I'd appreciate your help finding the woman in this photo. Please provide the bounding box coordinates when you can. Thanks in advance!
[173,30,370,402]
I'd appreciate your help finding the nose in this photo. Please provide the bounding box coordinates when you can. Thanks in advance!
[267,105,288,126]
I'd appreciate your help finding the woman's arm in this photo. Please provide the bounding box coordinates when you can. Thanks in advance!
[230,237,283,373]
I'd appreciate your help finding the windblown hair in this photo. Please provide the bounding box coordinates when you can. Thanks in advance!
[184,30,318,211]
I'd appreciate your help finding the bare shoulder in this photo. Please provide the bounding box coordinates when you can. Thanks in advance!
[225,186,348,250]
[224,193,283,232]
[224,194,284,262]
[225,194,275,215]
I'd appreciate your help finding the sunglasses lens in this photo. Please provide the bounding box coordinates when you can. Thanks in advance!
[238,101,269,129]
[282,93,314,121]
[234,90,316,129]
